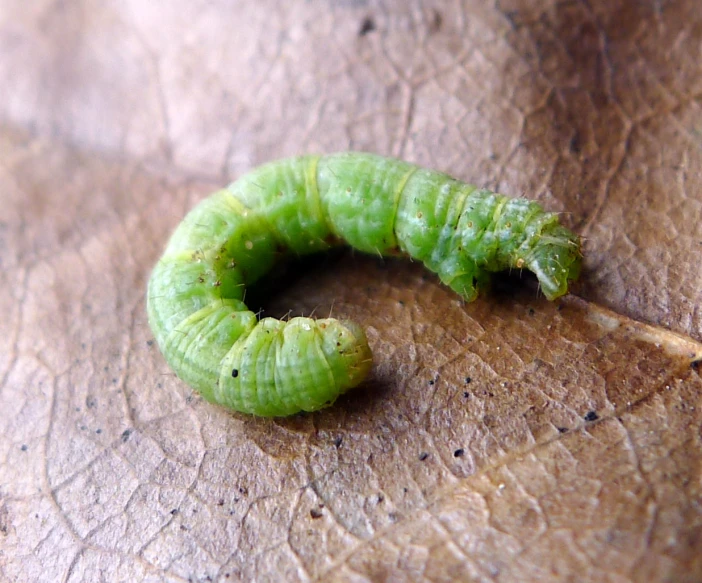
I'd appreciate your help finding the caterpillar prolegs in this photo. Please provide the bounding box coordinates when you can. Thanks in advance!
[147,152,581,416]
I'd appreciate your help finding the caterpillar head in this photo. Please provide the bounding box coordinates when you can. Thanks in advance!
[524,226,582,300]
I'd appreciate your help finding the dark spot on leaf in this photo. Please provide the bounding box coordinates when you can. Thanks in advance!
[419,452,429,461]
[231,369,239,378]
[569,130,583,154]
[428,380,434,386]
[146,340,154,346]
[557,427,569,433]
[428,9,442,33]
[170,509,178,515]
[95,428,102,434]
[20,444,27,451]
[218,499,225,506]
[584,411,599,422]
[310,508,323,519]
[121,429,132,442]
[453,448,464,457]
[334,436,343,448]
[691,360,700,371]
[465,377,471,384]
[529,308,535,316]
[463,391,470,398]
[377,494,384,503]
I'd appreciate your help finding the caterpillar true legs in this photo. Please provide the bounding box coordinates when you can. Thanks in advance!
[147,152,581,416]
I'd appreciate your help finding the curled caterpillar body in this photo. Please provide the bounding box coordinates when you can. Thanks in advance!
[147,152,581,416]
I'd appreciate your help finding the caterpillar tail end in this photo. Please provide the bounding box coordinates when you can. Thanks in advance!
[317,318,374,399]
[210,316,373,417]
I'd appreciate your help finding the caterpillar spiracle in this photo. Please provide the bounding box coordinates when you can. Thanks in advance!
[147,152,581,417]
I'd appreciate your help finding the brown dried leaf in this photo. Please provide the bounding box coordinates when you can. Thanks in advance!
[1,1,701,582]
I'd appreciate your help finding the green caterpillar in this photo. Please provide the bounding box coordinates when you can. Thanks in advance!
[147,152,581,417]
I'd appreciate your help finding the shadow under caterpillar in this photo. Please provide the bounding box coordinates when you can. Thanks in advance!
[147,152,581,416]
